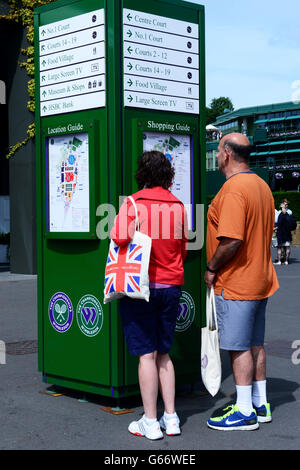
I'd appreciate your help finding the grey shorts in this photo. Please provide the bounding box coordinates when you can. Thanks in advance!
[215,292,268,351]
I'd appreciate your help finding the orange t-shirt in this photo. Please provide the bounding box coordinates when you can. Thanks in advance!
[206,172,279,300]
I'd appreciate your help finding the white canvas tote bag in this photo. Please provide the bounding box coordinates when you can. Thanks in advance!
[201,287,222,396]
[104,196,152,304]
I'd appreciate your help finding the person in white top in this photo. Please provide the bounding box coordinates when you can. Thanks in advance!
[275,199,292,223]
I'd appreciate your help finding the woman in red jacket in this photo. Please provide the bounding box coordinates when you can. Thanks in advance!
[111,151,187,440]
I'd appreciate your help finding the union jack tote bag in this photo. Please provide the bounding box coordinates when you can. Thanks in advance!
[103,196,152,304]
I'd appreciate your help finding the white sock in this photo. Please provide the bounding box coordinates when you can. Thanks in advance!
[252,380,267,407]
[164,411,177,420]
[236,385,253,416]
[144,415,157,425]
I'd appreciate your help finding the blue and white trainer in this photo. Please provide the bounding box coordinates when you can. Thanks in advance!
[253,403,272,423]
[207,404,259,431]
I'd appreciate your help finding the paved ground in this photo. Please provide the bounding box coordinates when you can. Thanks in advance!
[0,247,299,452]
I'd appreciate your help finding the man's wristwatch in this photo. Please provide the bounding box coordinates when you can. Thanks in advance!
[206,264,218,274]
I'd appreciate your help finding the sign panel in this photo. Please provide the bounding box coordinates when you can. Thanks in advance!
[123,25,198,54]
[40,58,105,87]
[47,132,90,232]
[124,42,199,69]
[124,76,199,100]
[39,9,105,116]
[125,91,198,114]
[41,91,105,117]
[143,132,193,228]
[41,75,105,102]
[123,8,199,38]
[39,26,105,56]
[124,58,198,84]
[39,8,104,41]
[39,42,105,71]
[123,8,199,114]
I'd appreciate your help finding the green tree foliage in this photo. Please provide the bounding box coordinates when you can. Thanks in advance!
[0,0,55,158]
[206,97,234,125]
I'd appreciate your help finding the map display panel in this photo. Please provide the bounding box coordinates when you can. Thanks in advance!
[47,133,90,232]
[143,132,193,229]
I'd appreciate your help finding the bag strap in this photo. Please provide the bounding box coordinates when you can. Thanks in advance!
[206,287,218,331]
[128,196,140,231]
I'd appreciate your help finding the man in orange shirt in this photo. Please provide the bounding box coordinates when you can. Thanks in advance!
[205,133,279,431]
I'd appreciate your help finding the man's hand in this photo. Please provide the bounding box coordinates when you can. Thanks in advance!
[204,270,216,289]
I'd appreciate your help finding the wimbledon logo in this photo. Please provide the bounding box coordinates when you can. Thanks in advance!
[175,291,195,333]
[76,294,103,337]
[49,292,73,333]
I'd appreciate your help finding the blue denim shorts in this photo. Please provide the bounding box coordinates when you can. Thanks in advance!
[215,292,268,351]
[119,286,181,356]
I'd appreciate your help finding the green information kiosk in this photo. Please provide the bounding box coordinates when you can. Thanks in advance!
[34,0,206,398]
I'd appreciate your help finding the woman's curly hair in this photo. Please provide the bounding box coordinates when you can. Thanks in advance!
[135,151,175,190]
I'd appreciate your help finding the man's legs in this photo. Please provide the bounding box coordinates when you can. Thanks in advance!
[207,349,259,430]
[208,295,270,430]
[252,345,266,381]
[231,346,266,384]
[231,350,253,385]
[229,346,269,417]
[231,345,268,407]
[230,350,254,416]
[251,345,268,408]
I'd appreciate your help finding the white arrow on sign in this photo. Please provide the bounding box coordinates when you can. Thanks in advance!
[40,58,105,87]
[40,25,105,57]
[124,58,199,85]
[40,90,105,116]
[123,25,198,54]
[39,8,104,41]
[123,8,199,39]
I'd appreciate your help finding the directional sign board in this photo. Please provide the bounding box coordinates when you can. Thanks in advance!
[123,8,199,114]
[39,9,105,117]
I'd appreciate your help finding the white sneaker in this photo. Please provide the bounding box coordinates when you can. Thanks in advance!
[159,413,181,436]
[273,261,281,265]
[128,415,163,440]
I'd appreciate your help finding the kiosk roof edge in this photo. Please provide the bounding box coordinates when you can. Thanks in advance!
[34,0,78,15]
[34,0,205,15]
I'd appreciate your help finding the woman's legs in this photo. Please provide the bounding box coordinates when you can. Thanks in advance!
[138,351,177,418]
[285,246,291,263]
[156,352,176,414]
[138,351,158,419]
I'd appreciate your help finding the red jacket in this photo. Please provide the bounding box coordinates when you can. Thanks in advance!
[110,187,187,285]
